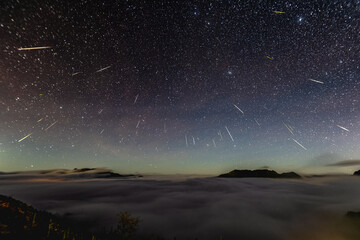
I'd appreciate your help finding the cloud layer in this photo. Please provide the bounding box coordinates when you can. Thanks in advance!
[1,174,360,239]
[326,160,360,167]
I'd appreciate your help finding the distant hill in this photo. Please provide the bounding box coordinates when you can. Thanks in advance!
[218,169,301,179]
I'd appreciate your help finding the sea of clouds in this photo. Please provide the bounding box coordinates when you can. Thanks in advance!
[0,172,360,239]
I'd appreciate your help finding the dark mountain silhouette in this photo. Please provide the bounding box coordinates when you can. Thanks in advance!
[218,169,301,179]
[71,168,143,179]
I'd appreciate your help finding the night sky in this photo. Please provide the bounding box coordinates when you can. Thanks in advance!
[1,0,359,174]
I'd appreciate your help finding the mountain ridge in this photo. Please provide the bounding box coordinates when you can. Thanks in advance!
[218,169,301,179]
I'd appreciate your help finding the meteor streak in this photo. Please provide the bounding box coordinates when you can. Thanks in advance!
[273,11,286,14]
[218,130,223,140]
[336,125,349,132]
[134,94,139,104]
[45,121,58,131]
[18,46,51,51]
[283,122,294,135]
[225,126,234,142]
[233,104,244,114]
[309,78,324,84]
[292,139,307,150]
[95,65,112,73]
[18,133,32,142]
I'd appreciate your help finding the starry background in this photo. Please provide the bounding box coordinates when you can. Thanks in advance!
[0,0,359,174]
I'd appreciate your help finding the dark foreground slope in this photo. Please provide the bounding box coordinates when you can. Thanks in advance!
[0,194,165,240]
[218,169,301,179]
[0,194,97,240]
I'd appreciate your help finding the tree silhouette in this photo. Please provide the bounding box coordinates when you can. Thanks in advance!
[116,212,140,240]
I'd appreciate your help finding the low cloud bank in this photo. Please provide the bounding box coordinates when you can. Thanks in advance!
[0,168,142,181]
[0,174,360,239]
